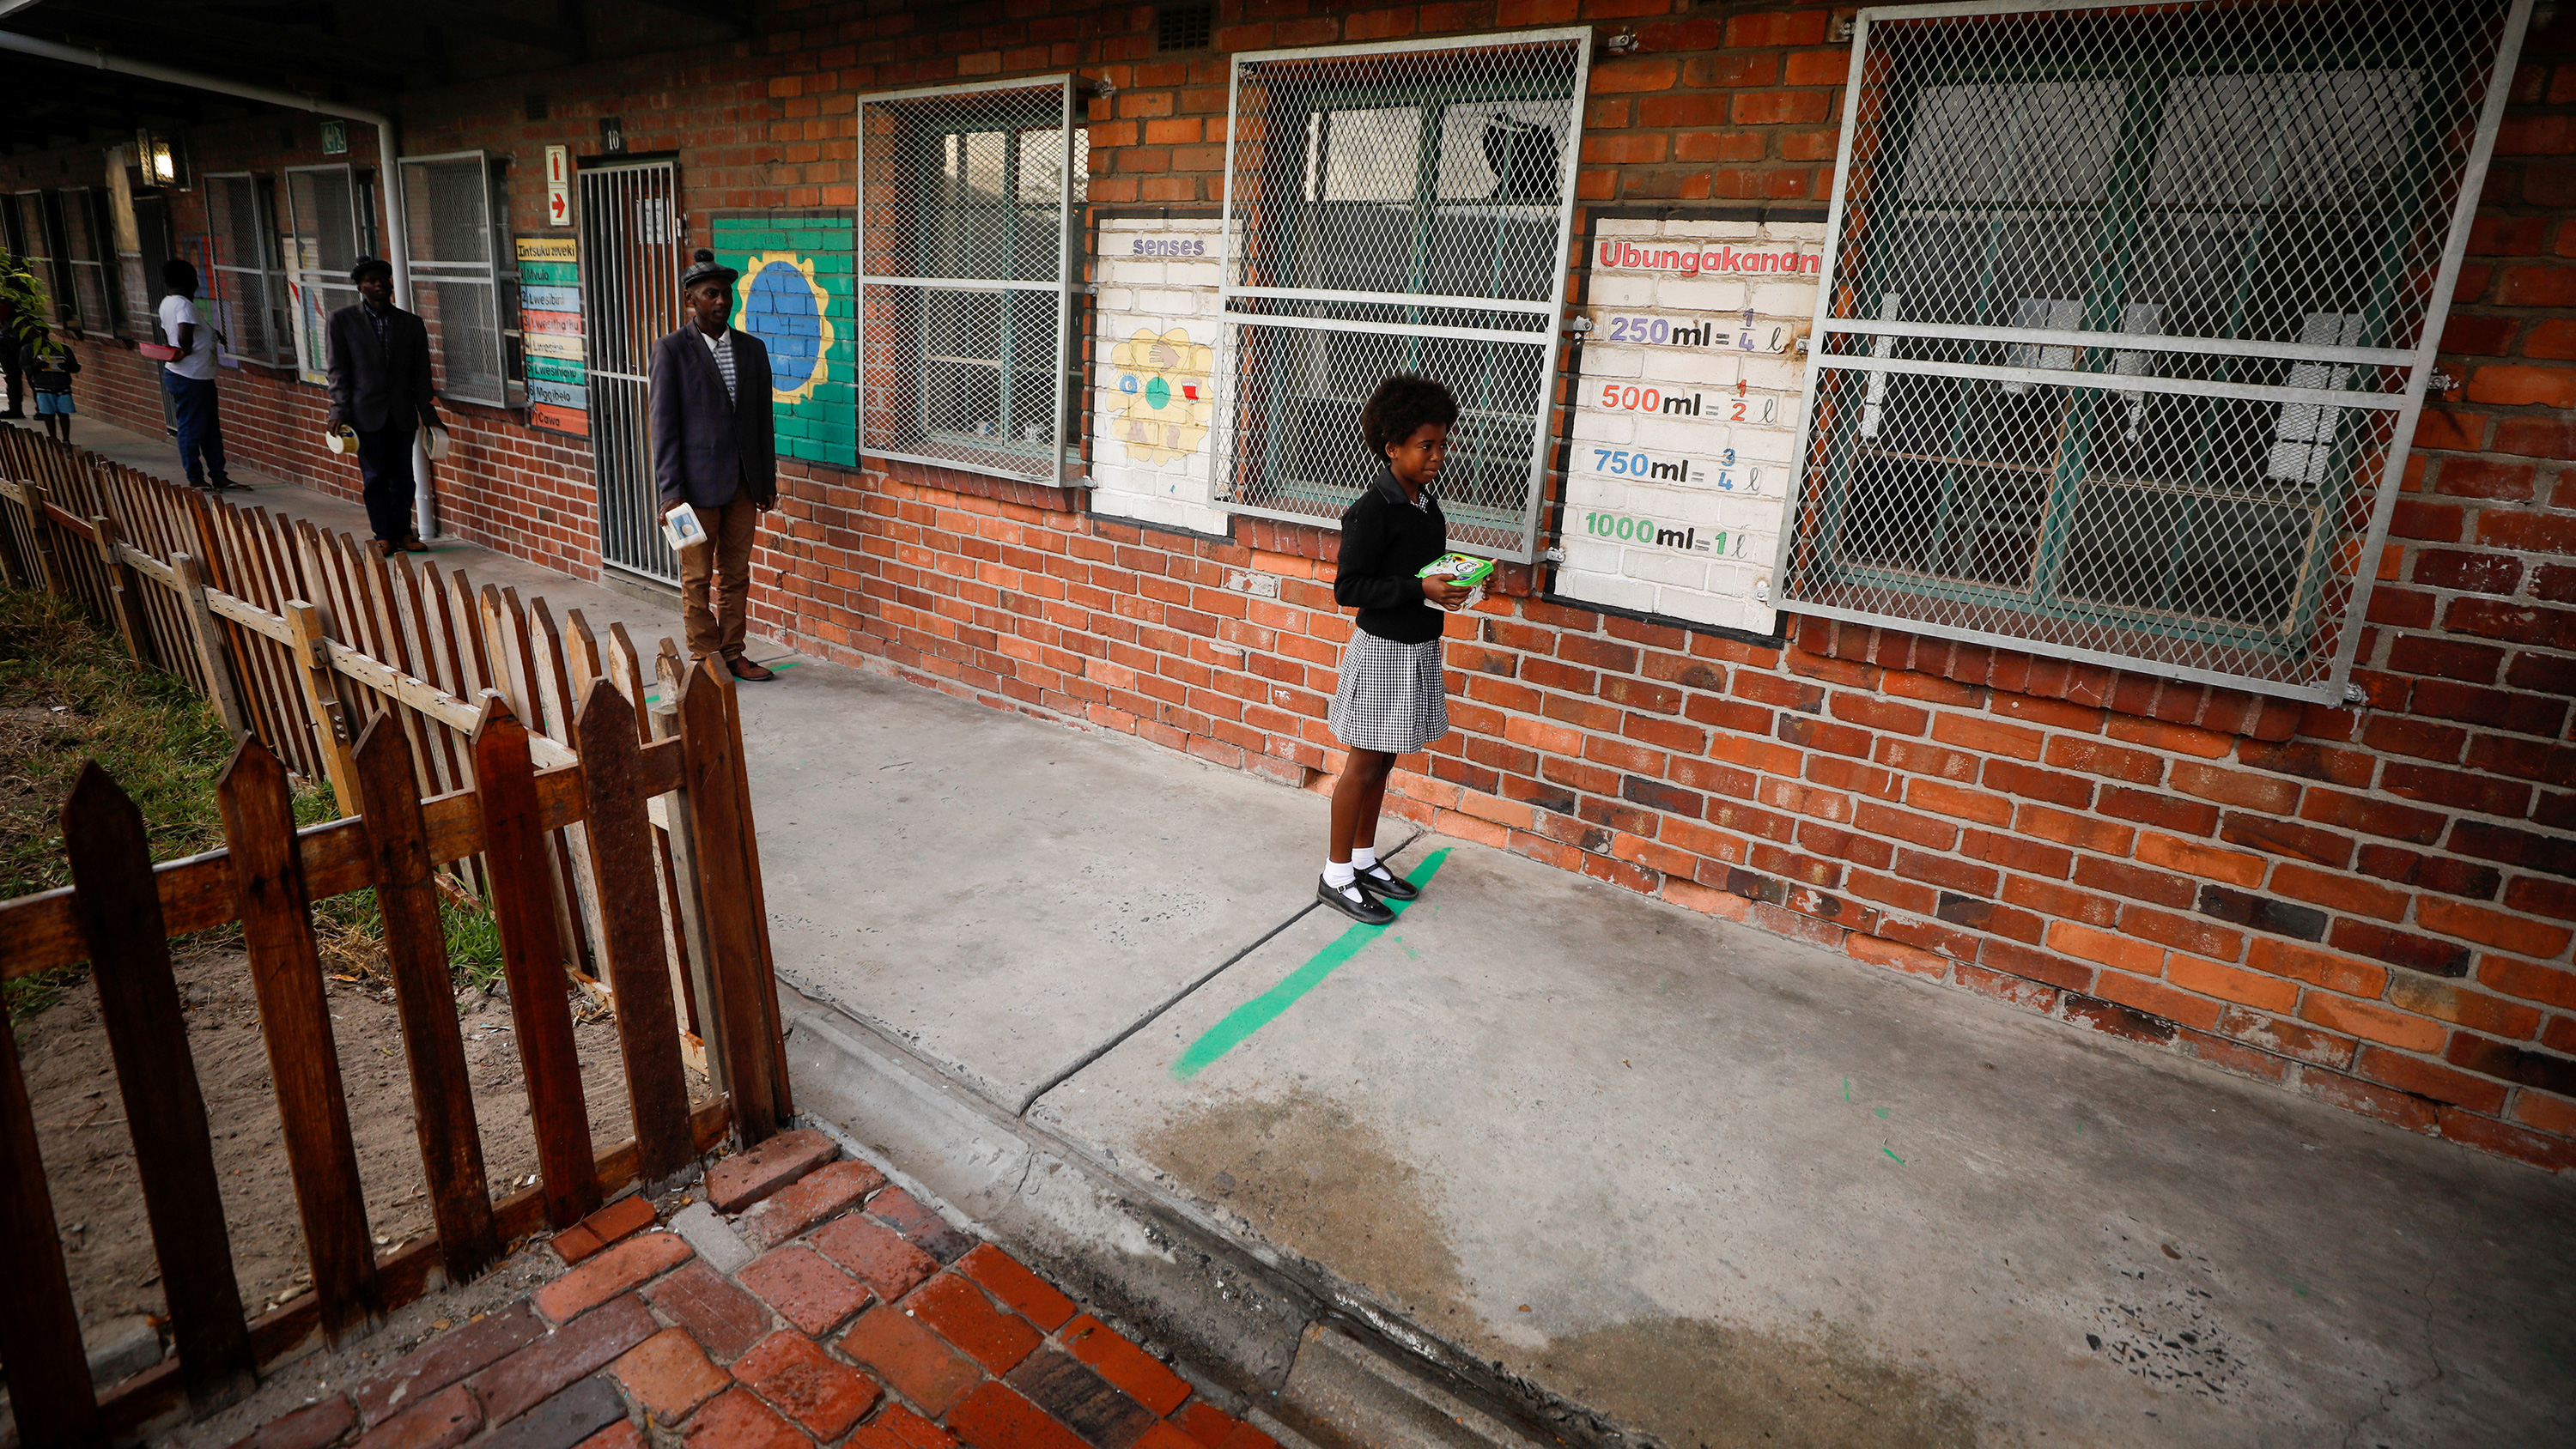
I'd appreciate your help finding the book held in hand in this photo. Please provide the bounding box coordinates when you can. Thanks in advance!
[662,502,710,551]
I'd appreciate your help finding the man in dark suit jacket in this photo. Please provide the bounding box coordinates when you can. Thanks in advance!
[650,248,777,681]
[326,256,441,555]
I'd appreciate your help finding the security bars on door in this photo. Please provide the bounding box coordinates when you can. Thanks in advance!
[1215,30,1589,561]
[856,76,1082,485]
[1777,0,2529,702]
[398,151,510,407]
[580,160,686,583]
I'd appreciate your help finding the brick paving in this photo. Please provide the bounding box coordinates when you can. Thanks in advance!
[228,1131,1279,1449]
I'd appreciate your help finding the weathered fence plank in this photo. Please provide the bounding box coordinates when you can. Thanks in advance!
[63,764,258,1410]
[574,678,698,1184]
[173,552,252,737]
[352,717,501,1282]
[676,658,781,1144]
[284,599,360,811]
[0,959,100,1446]
[473,696,603,1227]
[217,738,382,1341]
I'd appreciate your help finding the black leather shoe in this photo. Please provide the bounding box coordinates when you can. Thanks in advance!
[1352,859,1419,901]
[1317,875,1395,925]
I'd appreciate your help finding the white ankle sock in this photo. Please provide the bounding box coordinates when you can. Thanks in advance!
[1351,846,1377,871]
[1323,860,1357,889]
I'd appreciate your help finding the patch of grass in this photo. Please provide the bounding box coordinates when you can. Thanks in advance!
[2,584,522,1013]
[443,895,507,993]
[1,585,335,1018]
[0,586,239,899]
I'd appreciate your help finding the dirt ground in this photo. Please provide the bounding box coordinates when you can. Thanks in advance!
[15,940,707,1365]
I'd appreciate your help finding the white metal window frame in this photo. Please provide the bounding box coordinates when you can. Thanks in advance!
[397,149,509,407]
[1771,0,2534,705]
[283,161,372,387]
[1212,28,1592,564]
[57,187,116,336]
[854,74,1080,487]
[201,172,294,367]
[13,190,65,326]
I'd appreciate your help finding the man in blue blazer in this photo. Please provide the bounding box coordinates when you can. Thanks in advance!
[651,248,777,681]
[326,257,440,555]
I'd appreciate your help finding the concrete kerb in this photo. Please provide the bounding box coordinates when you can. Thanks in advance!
[779,991,1631,1448]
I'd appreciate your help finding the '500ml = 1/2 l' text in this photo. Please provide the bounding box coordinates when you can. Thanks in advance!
[1597,386,1782,425]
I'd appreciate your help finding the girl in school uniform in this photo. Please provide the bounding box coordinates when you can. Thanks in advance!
[1318,374,1473,925]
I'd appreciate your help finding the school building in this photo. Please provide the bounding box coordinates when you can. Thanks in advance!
[4,0,2573,1171]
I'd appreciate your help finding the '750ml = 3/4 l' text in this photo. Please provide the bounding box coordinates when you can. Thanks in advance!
[1590,448,1764,492]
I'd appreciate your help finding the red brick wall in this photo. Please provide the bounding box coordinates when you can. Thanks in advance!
[2,47,787,579]
[12,0,2573,1171]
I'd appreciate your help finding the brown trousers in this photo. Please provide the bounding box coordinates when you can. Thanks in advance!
[679,494,761,661]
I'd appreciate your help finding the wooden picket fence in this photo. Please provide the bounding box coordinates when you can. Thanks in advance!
[0,423,793,1444]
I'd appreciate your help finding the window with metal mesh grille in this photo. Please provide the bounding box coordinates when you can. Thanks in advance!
[204,173,294,366]
[1157,4,1212,52]
[857,82,1085,482]
[1778,0,2520,700]
[1213,33,1586,560]
[398,155,509,406]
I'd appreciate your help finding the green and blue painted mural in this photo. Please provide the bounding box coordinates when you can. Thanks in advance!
[714,213,856,469]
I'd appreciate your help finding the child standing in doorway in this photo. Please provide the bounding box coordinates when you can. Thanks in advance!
[1318,374,1472,925]
[24,329,78,444]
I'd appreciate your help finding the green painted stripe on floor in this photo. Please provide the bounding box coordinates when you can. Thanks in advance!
[1170,849,1450,1081]
[640,657,801,704]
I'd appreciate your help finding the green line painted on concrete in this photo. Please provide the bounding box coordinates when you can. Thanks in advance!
[1883,1148,1905,1165]
[1171,850,1450,1080]
[641,657,803,705]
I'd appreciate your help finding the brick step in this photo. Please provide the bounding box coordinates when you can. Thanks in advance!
[784,1008,1606,1449]
[218,1128,1307,1449]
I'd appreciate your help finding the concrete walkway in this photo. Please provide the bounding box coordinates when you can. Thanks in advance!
[69,416,2576,1447]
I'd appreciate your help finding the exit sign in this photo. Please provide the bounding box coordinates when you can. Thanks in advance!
[545,146,571,227]
[319,119,348,155]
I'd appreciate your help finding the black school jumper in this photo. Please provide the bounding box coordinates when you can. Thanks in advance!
[1326,469,1451,753]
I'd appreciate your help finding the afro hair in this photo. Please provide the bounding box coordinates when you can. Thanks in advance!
[1359,373,1459,459]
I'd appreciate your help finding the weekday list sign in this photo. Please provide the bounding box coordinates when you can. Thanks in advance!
[1556,218,1825,635]
[516,236,587,437]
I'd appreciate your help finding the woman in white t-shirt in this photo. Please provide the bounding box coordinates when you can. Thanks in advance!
[156,258,244,492]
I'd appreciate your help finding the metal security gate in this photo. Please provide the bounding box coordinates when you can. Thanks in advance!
[1775,0,2530,703]
[580,160,684,582]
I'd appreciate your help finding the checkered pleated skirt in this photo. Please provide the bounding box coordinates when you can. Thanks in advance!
[1327,631,1449,755]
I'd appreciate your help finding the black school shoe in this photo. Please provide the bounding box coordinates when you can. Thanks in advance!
[1351,859,1419,901]
[1317,874,1395,925]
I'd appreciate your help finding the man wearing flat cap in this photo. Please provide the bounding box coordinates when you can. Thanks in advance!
[326,257,441,555]
[650,247,776,681]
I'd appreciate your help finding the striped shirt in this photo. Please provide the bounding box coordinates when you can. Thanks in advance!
[700,327,737,404]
